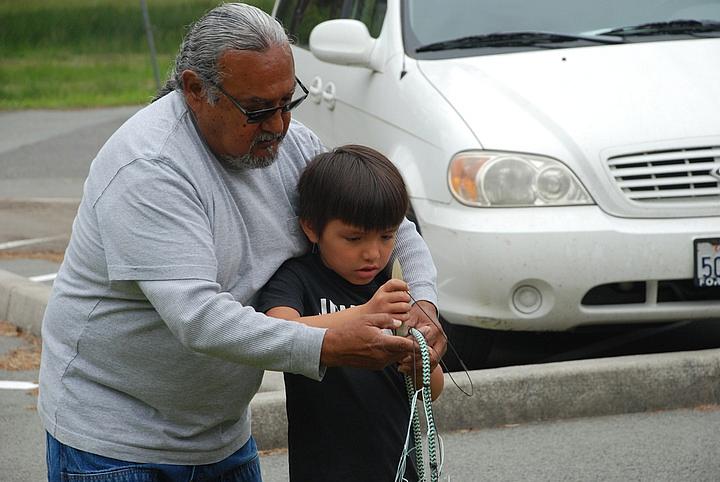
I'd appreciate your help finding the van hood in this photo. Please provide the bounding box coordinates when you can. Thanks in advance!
[417,39,720,217]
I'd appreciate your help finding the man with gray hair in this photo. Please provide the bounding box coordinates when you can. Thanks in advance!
[38,3,444,480]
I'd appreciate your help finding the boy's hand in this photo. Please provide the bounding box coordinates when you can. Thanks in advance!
[320,313,415,369]
[362,279,412,322]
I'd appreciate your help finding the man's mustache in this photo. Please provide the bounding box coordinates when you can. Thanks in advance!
[252,132,284,147]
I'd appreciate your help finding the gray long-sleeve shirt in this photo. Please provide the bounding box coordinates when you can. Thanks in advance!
[38,91,437,464]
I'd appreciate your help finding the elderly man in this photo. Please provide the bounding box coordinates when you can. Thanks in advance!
[38,3,444,481]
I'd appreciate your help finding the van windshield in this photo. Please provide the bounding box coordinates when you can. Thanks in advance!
[403,0,720,58]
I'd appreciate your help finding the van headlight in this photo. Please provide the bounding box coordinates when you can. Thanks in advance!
[448,151,593,207]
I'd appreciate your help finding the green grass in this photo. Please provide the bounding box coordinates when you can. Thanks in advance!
[0,53,176,109]
[0,0,274,109]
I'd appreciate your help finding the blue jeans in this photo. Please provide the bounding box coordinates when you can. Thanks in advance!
[46,432,262,481]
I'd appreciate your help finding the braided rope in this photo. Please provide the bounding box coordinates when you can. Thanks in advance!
[404,370,425,481]
[403,327,440,482]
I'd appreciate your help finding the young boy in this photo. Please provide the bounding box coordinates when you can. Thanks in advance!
[256,145,444,482]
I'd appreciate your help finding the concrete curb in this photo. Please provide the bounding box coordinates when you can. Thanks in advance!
[0,269,50,337]
[250,349,720,449]
[432,348,720,432]
[2,269,719,450]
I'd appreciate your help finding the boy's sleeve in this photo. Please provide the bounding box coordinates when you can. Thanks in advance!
[255,261,307,316]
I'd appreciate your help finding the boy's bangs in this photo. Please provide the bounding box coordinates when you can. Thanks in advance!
[332,171,407,232]
[299,145,409,235]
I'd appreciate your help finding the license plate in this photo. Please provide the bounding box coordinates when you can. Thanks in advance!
[694,238,720,287]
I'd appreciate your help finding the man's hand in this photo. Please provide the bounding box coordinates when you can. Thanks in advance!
[398,300,447,374]
[320,313,415,369]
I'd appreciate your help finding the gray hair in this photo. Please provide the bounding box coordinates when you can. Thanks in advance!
[154,3,289,102]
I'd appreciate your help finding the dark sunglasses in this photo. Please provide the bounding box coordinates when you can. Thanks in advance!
[212,76,309,124]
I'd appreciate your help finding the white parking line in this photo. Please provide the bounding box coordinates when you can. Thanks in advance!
[0,235,66,251]
[29,273,57,282]
[0,381,39,390]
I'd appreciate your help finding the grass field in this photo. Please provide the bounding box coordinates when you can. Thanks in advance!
[0,0,273,109]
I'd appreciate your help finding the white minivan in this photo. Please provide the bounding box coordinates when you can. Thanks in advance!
[272,0,720,364]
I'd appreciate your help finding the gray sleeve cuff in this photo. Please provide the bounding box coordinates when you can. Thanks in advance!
[289,325,327,380]
[409,282,438,308]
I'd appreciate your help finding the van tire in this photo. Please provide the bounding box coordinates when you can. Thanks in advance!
[440,318,494,371]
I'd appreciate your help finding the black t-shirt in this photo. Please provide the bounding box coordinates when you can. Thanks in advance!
[256,253,417,482]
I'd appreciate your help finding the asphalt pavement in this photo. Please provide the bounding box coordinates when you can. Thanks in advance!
[0,107,140,200]
[2,107,720,480]
[3,336,720,482]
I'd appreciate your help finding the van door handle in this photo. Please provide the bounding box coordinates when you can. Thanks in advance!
[308,76,322,104]
[322,82,336,110]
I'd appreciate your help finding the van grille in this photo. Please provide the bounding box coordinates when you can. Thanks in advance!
[607,146,720,202]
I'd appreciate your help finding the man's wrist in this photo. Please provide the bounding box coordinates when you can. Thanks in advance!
[413,299,438,318]
[319,327,337,367]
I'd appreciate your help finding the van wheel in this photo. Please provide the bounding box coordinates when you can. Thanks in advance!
[439,318,494,371]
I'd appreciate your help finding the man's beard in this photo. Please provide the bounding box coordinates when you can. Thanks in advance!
[218,132,285,171]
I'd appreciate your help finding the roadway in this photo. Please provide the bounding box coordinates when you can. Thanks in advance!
[2,332,719,481]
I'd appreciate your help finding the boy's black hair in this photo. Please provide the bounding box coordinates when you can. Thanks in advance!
[298,145,409,235]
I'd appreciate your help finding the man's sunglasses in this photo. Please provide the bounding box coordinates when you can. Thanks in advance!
[212,77,309,124]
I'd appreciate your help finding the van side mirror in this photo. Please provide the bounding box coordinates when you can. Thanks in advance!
[309,19,381,71]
